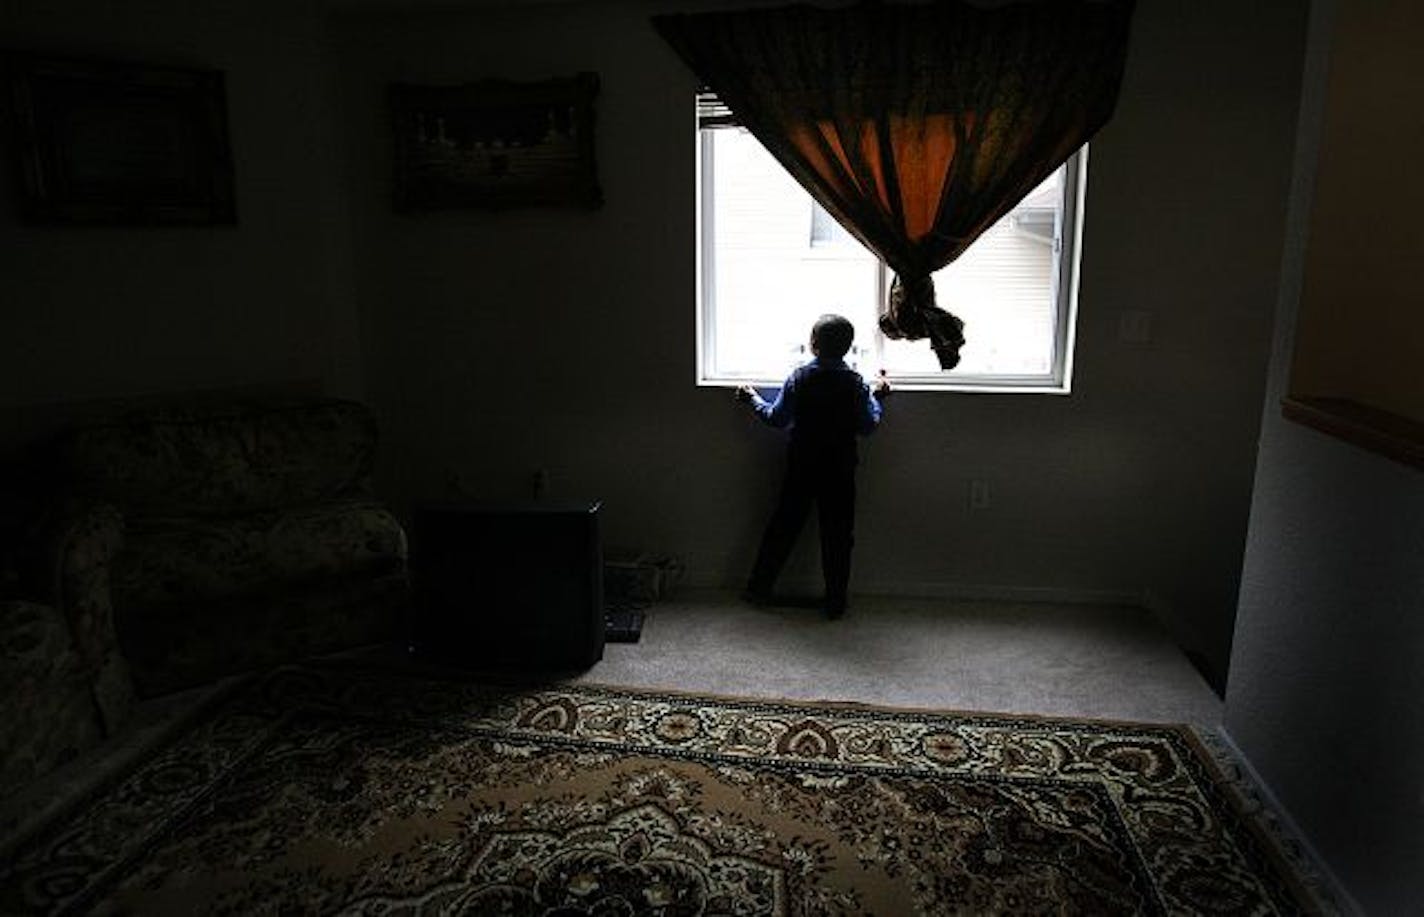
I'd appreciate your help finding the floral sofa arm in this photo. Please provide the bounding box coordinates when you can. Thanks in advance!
[41,502,134,734]
[0,599,105,799]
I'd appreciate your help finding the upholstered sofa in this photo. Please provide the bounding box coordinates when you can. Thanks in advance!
[42,398,408,699]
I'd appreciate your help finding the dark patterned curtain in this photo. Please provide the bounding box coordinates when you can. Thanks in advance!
[653,0,1135,368]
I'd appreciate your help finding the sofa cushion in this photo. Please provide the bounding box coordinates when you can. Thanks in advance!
[111,500,406,608]
[117,572,407,698]
[58,400,376,516]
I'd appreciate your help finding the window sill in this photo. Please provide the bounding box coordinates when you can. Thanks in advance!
[1281,395,1424,470]
[698,375,1071,395]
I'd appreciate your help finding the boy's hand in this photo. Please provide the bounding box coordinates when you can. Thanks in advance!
[734,384,758,404]
[872,370,892,399]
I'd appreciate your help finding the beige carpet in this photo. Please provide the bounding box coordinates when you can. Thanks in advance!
[582,590,1223,727]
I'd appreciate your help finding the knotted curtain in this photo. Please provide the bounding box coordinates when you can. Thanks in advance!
[653,0,1135,368]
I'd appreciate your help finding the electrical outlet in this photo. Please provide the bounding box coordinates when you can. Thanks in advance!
[969,479,991,511]
[1118,309,1153,344]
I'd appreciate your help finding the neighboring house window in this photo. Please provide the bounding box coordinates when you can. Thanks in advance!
[697,100,1087,393]
[809,201,857,248]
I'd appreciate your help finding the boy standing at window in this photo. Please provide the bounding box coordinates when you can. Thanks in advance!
[736,314,891,619]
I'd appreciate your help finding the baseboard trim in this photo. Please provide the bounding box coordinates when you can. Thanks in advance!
[855,579,1146,608]
[683,572,1147,610]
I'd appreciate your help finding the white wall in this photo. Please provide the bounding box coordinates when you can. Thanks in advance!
[1226,1,1424,911]
[0,0,364,429]
[334,0,1309,689]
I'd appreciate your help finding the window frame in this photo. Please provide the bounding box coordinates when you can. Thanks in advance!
[695,128,1088,395]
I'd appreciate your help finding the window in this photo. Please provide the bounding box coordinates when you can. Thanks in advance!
[697,121,1087,393]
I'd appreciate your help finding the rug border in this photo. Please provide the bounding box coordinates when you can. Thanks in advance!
[0,673,253,863]
[1177,726,1336,917]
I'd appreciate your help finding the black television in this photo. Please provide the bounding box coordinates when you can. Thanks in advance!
[409,499,604,670]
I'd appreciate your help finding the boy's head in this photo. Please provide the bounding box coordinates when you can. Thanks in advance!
[810,314,855,360]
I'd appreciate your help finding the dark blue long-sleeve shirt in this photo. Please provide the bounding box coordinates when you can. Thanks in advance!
[749,358,882,466]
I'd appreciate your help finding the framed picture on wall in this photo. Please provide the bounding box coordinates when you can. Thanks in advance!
[391,72,603,211]
[2,53,236,225]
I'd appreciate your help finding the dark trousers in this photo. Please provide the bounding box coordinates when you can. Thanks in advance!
[747,458,855,611]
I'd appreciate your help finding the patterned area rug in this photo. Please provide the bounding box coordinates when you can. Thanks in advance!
[2,664,1317,915]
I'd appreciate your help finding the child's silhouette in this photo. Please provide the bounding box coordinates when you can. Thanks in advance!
[736,314,890,618]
